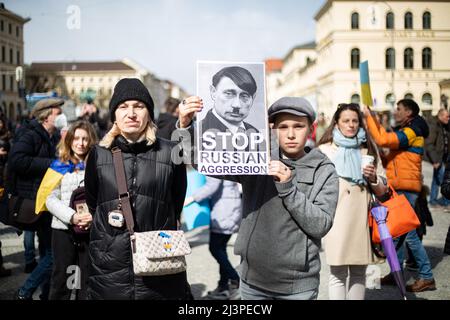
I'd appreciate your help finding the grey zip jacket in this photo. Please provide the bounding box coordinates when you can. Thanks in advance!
[230,148,338,294]
[177,126,339,294]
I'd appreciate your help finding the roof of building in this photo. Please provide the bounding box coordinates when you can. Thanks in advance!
[29,61,136,73]
[265,59,284,73]
[314,0,450,21]
[0,3,31,23]
[283,41,316,61]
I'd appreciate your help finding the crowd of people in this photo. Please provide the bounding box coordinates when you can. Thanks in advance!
[0,76,448,300]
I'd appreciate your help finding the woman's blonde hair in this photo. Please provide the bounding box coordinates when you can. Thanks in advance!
[57,120,98,163]
[99,120,158,148]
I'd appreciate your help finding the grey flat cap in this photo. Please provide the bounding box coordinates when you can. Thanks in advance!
[32,98,64,117]
[268,97,316,123]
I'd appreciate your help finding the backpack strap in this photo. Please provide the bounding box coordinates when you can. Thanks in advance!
[111,147,136,252]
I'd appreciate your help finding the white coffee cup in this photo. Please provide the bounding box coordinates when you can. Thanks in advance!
[361,155,375,171]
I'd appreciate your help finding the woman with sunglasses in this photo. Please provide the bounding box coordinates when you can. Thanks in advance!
[317,103,388,300]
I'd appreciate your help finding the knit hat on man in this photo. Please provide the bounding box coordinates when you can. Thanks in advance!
[109,78,154,122]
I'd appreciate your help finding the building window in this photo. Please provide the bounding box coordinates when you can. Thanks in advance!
[404,12,413,29]
[8,23,11,34]
[386,93,396,107]
[16,26,19,37]
[422,47,432,69]
[10,75,14,92]
[404,93,414,99]
[1,75,5,90]
[351,48,360,69]
[404,48,414,69]
[351,94,360,104]
[422,93,432,106]
[423,11,431,29]
[386,12,394,29]
[16,50,20,65]
[9,48,13,64]
[0,20,3,32]
[385,48,395,69]
[351,12,359,29]
[1,46,4,62]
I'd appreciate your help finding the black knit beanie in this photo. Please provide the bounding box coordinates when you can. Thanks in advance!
[109,78,155,122]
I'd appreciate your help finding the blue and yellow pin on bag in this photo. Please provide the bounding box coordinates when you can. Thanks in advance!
[35,160,85,214]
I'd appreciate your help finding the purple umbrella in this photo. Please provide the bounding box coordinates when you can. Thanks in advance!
[371,203,407,300]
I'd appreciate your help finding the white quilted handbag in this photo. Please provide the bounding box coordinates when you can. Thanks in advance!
[111,148,192,277]
[131,230,192,276]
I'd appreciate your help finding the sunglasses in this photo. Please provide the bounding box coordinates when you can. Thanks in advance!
[337,103,361,110]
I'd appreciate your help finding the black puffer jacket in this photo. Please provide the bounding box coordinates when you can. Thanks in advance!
[7,119,59,199]
[85,135,188,300]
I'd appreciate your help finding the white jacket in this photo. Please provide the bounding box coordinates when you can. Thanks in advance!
[46,170,85,230]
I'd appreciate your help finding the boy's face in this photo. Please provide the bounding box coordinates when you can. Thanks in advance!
[273,113,311,159]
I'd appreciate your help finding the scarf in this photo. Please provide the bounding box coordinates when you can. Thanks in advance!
[332,127,366,185]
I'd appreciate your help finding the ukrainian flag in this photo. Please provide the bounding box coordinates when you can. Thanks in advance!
[360,60,373,107]
[35,160,85,214]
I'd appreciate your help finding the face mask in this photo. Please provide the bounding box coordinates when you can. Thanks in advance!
[54,113,68,130]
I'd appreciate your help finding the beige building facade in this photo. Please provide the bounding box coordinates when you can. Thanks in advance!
[267,0,450,120]
[0,3,29,120]
[27,58,187,116]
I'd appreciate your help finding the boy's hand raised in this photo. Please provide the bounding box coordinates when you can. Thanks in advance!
[269,160,292,183]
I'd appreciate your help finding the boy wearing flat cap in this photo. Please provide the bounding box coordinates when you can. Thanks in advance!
[178,96,338,300]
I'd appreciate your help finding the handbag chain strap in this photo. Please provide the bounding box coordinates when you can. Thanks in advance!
[111,147,136,252]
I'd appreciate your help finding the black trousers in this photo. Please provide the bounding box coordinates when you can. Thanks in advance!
[208,232,239,288]
[49,228,89,300]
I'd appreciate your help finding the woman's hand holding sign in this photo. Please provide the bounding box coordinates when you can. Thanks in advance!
[179,96,203,128]
[269,160,292,183]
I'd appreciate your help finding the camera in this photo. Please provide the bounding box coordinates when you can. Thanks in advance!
[108,210,124,228]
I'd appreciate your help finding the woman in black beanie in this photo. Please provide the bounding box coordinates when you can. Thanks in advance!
[84,78,191,299]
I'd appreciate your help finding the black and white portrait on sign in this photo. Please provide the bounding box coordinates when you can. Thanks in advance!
[196,61,269,175]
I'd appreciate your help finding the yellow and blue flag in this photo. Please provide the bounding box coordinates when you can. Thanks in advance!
[360,60,373,107]
[35,160,85,214]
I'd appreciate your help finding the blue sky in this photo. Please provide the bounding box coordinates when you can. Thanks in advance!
[5,0,326,95]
